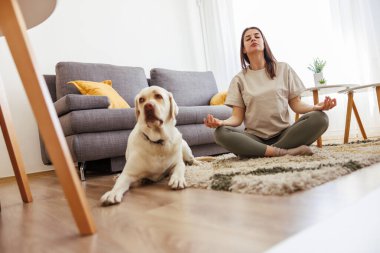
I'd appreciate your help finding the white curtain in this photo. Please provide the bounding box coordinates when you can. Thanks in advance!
[328,0,380,136]
[329,0,380,83]
[197,0,240,90]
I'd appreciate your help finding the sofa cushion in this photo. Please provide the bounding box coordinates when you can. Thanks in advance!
[66,130,131,161]
[66,128,229,162]
[177,124,245,146]
[60,108,136,136]
[56,62,148,106]
[149,68,218,106]
[59,105,231,136]
[176,105,231,125]
[177,125,215,146]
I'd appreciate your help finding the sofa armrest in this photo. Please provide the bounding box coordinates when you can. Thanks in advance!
[54,94,110,117]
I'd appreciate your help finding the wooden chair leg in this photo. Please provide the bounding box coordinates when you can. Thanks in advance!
[344,92,354,144]
[352,101,367,140]
[312,90,322,148]
[0,0,95,235]
[0,84,33,203]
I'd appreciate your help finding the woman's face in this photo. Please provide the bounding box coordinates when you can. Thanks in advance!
[243,29,264,55]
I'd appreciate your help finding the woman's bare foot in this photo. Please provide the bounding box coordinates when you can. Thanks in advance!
[265,145,313,157]
[286,145,313,156]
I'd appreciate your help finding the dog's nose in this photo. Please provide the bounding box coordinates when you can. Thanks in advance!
[144,103,154,110]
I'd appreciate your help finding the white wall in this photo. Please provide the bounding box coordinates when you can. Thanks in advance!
[0,0,205,178]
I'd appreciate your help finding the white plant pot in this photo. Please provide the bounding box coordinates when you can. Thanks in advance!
[314,72,324,87]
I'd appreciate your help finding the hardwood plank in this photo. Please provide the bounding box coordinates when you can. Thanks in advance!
[1,163,380,253]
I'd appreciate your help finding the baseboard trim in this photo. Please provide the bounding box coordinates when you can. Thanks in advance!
[321,124,380,144]
[0,170,55,183]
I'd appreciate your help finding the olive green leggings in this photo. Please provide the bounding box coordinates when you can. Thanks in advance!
[214,111,329,157]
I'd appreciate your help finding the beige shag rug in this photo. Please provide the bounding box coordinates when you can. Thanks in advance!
[185,139,380,195]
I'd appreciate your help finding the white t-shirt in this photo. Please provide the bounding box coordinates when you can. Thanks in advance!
[225,62,305,139]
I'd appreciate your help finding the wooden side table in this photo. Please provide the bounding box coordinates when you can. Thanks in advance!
[338,83,380,143]
[295,84,354,147]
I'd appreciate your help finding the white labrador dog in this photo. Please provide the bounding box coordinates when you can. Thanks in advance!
[100,86,196,206]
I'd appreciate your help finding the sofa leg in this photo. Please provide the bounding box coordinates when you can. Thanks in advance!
[78,162,86,181]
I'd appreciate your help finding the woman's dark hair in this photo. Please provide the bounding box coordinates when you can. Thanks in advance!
[240,26,277,79]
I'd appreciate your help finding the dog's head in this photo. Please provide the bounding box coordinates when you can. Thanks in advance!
[134,86,178,128]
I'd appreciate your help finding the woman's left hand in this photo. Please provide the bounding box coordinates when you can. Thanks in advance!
[313,96,337,111]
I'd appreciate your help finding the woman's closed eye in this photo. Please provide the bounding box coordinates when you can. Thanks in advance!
[245,36,260,41]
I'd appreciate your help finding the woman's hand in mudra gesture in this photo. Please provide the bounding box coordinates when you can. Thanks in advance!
[204,114,223,128]
[313,96,337,111]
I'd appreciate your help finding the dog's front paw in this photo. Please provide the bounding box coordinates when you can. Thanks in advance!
[100,189,124,206]
[168,174,187,189]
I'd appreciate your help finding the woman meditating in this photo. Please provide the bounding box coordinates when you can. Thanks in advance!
[204,26,337,158]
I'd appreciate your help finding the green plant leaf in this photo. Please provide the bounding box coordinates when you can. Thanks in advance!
[319,78,327,84]
[308,57,326,73]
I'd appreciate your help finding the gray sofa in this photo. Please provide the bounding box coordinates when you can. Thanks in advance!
[40,62,234,179]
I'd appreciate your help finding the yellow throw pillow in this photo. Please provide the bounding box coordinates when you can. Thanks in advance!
[210,91,227,105]
[68,80,130,109]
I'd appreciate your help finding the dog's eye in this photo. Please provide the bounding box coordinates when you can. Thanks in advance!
[154,94,163,100]
[139,97,145,103]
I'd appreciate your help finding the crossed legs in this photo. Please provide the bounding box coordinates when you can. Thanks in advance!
[214,111,329,158]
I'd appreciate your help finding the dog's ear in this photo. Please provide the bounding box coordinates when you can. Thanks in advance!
[134,97,140,120]
[168,92,178,120]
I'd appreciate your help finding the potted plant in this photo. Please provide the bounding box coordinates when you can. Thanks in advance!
[308,58,326,86]
[318,78,327,85]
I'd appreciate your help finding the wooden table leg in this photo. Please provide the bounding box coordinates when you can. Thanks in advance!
[312,90,322,148]
[376,86,380,113]
[344,92,354,144]
[0,82,33,203]
[352,101,367,140]
[0,0,96,235]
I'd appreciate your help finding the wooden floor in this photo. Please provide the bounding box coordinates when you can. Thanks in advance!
[1,162,380,253]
